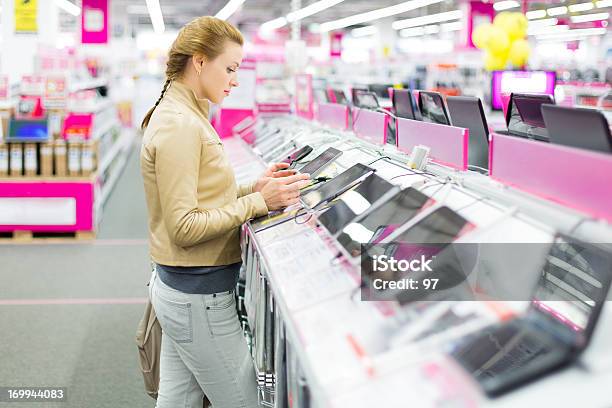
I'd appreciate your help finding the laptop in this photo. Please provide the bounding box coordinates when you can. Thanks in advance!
[331,89,348,105]
[500,93,554,142]
[300,163,374,210]
[446,96,490,171]
[542,105,612,154]
[354,91,380,110]
[317,174,398,236]
[418,91,451,125]
[392,89,420,121]
[450,234,612,397]
[335,187,432,260]
[280,145,314,168]
[295,147,342,178]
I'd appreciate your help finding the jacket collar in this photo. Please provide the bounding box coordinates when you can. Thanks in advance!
[165,80,210,121]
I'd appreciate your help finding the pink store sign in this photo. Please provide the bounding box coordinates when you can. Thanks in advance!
[81,0,108,44]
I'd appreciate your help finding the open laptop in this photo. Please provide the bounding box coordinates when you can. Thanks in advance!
[541,105,612,154]
[418,91,451,125]
[317,174,398,236]
[450,234,612,397]
[446,96,490,171]
[300,163,374,210]
[294,147,342,178]
[354,91,380,110]
[500,93,554,142]
[392,89,420,121]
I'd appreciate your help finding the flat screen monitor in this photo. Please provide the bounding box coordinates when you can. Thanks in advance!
[318,174,395,236]
[297,147,342,178]
[300,163,374,210]
[542,105,612,154]
[336,187,430,258]
[418,91,451,125]
[491,70,556,111]
[7,118,49,142]
[446,96,490,170]
[392,89,419,120]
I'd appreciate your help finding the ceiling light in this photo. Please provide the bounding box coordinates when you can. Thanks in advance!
[440,21,463,31]
[287,0,345,22]
[528,24,569,35]
[494,1,520,11]
[400,27,426,37]
[570,12,609,23]
[596,0,612,7]
[547,6,568,16]
[146,0,165,34]
[536,27,606,41]
[215,0,245,20]
[526,10,547,19]
[55,0,81,16]
[568,2,595,12]
[392,10,462,30]
[423,24,440,34]
[351,25,378,37]
[318,0,445,32]
[260,17,288,32]
[528,18,558,28]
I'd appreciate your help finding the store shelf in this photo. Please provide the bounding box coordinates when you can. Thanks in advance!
[68,78,108,93]
[97,128,133,176]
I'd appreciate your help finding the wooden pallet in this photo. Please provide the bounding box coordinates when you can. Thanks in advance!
[0,230,96,243]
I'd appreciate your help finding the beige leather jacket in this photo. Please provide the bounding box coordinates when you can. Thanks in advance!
[140,81,268,266]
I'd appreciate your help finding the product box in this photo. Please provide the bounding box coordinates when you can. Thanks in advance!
[0,143,8,177]
[81,140,96,176]
[24,143,37,176]
[9,143,23,177]
[68,140,82,177]
[54,139,67,177]
[40,143,53,177]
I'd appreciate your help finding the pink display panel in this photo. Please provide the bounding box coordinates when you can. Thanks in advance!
[81,0,109,44]
[317,103,349,131]
[396,118,469,171]
[0,181,95,232]
[490,133,612,222]
[352,108,388,146]
[213,108,254,139]
[491,71,556,110]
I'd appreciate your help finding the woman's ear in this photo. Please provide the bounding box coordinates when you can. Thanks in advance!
[192,54,206,75]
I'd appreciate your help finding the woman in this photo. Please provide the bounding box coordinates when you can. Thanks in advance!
[140,17,310,408]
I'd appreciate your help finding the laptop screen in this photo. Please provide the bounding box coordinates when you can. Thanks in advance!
[336,187,430,258]
[355,91,380,110]
[447,96,490,170]
[393,89,418,120]
[530,235,612,346]
[318,174,395,235]
[301,163,374,209]
[542,105,612,154]
[513,95,553,128]
[419,91,450,125]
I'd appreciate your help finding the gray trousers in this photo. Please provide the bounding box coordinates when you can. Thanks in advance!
[149,268,259,408]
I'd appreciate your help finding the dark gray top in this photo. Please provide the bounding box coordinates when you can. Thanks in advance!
[156,262,241,295]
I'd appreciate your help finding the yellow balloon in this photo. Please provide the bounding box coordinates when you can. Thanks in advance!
[494,12,528,41]
[485,25,510,55]
[472,23,493,49]
[484,52,507,71]
[508,39,531,67]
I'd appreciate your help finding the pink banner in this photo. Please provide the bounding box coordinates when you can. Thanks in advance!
[490,133,612,222]
[81,0,108,44]
[396,118,469,171]
[352,108,388,146]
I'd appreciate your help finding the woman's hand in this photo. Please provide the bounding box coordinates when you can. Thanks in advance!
[260,173,311,211]
[254,162,298,193]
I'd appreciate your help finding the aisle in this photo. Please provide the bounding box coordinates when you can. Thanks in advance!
[0,141,153,408]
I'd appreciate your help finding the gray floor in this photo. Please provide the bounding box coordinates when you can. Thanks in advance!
[0,141,154,408]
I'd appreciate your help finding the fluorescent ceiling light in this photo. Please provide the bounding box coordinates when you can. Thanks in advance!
[287,0,345,22]
[392,10,462,30]
[146,0,165,34]
[440,21,463,31]
[260,17,288,32]
[528,24,569,35]
[494,1,520,11]
[55,0,81,16]
[424,24,440,34]
[351,25,378,37]
[528,18,558,28]
[400,26,426,37]
[536,27,606,41]
[215,0,245,20]
[318,0,445,32]
[547,6,568,16]
[568,2,595,12]
[526,10,547,19]
[571,12,609,23]
[596,0,612,7]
